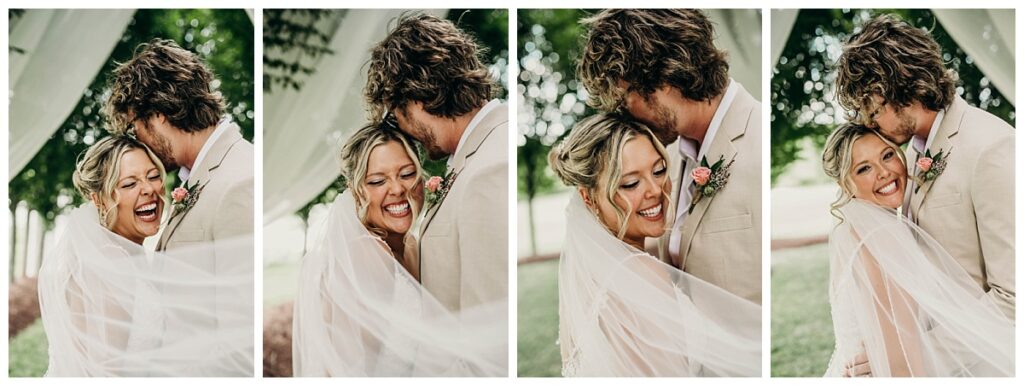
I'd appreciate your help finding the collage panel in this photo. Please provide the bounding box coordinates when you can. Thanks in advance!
[516,9,763,377]
[8,9,255,376]
[261,9,510,377]
[770,9,1014,377]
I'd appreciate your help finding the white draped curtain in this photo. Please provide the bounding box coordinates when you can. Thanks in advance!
[707,9,762,100]
[263,9,447,224]
[8,9,134,178]
[770,9,1015,105]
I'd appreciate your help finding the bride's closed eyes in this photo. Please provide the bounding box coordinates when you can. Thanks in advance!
[367,167,417,186]
[119,169,161,189]
[619,159,667,190]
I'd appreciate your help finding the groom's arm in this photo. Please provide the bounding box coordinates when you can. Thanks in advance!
[456,160,509,307]
[971,135,1015,320]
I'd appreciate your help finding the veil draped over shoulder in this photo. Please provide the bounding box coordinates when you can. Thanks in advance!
[291,191,507,377]
[558,194,761,377]
[37,203,254,377]
[826,200,1014,377]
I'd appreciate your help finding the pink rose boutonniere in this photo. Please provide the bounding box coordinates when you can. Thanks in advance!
[170,180,206,217]
[424,172,457,209]
[687,154,735,214]
[914,148,949,193]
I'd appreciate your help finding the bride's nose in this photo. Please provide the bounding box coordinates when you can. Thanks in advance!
[387,179,406,196]
[644,177,663,199]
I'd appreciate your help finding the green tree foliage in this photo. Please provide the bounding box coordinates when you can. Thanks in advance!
[8,9,255,227]
[771,9,1014,184]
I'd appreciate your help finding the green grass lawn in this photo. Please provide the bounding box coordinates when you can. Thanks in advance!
[9,319,48,377]
[517,259,561,377]
[264,260,300,307]
[771,243,834,377]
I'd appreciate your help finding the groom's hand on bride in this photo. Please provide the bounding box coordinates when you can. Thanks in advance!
[843,352,871,377]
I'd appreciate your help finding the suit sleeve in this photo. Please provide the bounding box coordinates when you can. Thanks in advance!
[971,135,1015,320]
[455,160,508,307]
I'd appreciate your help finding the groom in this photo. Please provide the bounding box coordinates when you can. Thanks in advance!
[579,9,762,304]
[104,39,254,375]
[835,14,1014,376]
[364,14,508,312]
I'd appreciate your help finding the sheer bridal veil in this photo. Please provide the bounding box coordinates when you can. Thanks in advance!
[37,203,254,376]
[291,191,507,376]
[558,194,761,377]
[826,200,1013,377]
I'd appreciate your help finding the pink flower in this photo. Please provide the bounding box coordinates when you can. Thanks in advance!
[426,176,443,192]
[172,187,188,203]
[692,167,712,186]
[917,157,933,172]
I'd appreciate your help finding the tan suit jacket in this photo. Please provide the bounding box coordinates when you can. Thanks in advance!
[419,104,509,312]
[157,122,254,376]
[907,96,1014,319]
[658,84,762,304]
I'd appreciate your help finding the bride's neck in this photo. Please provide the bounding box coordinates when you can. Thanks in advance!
[383,232,405,257]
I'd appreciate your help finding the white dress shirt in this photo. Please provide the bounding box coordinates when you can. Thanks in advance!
[178,117,233,185]
[904,109,944,219]
[669,80,737,260]
[447,99,501,171]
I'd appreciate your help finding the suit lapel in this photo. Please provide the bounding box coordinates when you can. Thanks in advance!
[676,88,754,268]
[417,103,507,274]
[910,97,965,215]
[158,125,244,249]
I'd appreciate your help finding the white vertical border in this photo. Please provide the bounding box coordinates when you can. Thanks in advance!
[761,7,772,379]
[1,2,11,380]
[251,7,264,378]
[507,6,519,379]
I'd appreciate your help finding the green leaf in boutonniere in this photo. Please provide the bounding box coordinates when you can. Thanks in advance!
[914,148,950,193]
[687,154,736,214]
[170,180,207,219]
[424,171,457,209]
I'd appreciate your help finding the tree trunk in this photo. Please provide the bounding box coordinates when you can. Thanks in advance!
[9,209,17,283]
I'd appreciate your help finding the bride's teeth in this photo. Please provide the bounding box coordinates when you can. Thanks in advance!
[638,204,662,218]
[877,181,897,194]
[384,202,410,215]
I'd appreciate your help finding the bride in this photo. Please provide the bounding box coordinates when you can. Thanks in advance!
[548,113,760,377]
[37,136,252,376]
[821,124,1013,377]
[291,122,506,377]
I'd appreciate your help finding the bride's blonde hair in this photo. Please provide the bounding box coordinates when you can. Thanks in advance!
[72,136,167,229]
[549,113,672,239]
[340,121,425,237]
[821,123,908,221]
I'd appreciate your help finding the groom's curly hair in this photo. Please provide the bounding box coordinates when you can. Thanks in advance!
[363,13,495,123]
[578,9,730,112]
[835,14,958,126]
[103,39,225,135]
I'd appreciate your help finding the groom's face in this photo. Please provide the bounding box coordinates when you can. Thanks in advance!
[620,85,683,146]
[394,104,448,160]
[869,98,917,146]
[131,114,179,169]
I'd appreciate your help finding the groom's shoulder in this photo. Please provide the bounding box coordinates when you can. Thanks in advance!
[960,104,1013,149]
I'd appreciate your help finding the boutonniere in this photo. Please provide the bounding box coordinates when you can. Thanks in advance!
[424,171,457,209]
[914,148,950,193]
[170,180,206,217]
[687,154,735,214]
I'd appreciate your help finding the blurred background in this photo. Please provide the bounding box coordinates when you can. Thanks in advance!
[260,9,508,377]
[7,9,254,377]
[769,9,1014,377]
[516,9,762,377]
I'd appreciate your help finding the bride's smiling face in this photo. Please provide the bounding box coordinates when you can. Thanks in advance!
[590,135,670,248]
[848,134,908,209]
[363,141,424,235]
[108,149,164,244]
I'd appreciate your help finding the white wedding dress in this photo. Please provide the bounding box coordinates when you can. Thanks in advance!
[558,195,761,377]
[291,192,507,377]
[825,199,1014,377]
[37,203,253,377]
